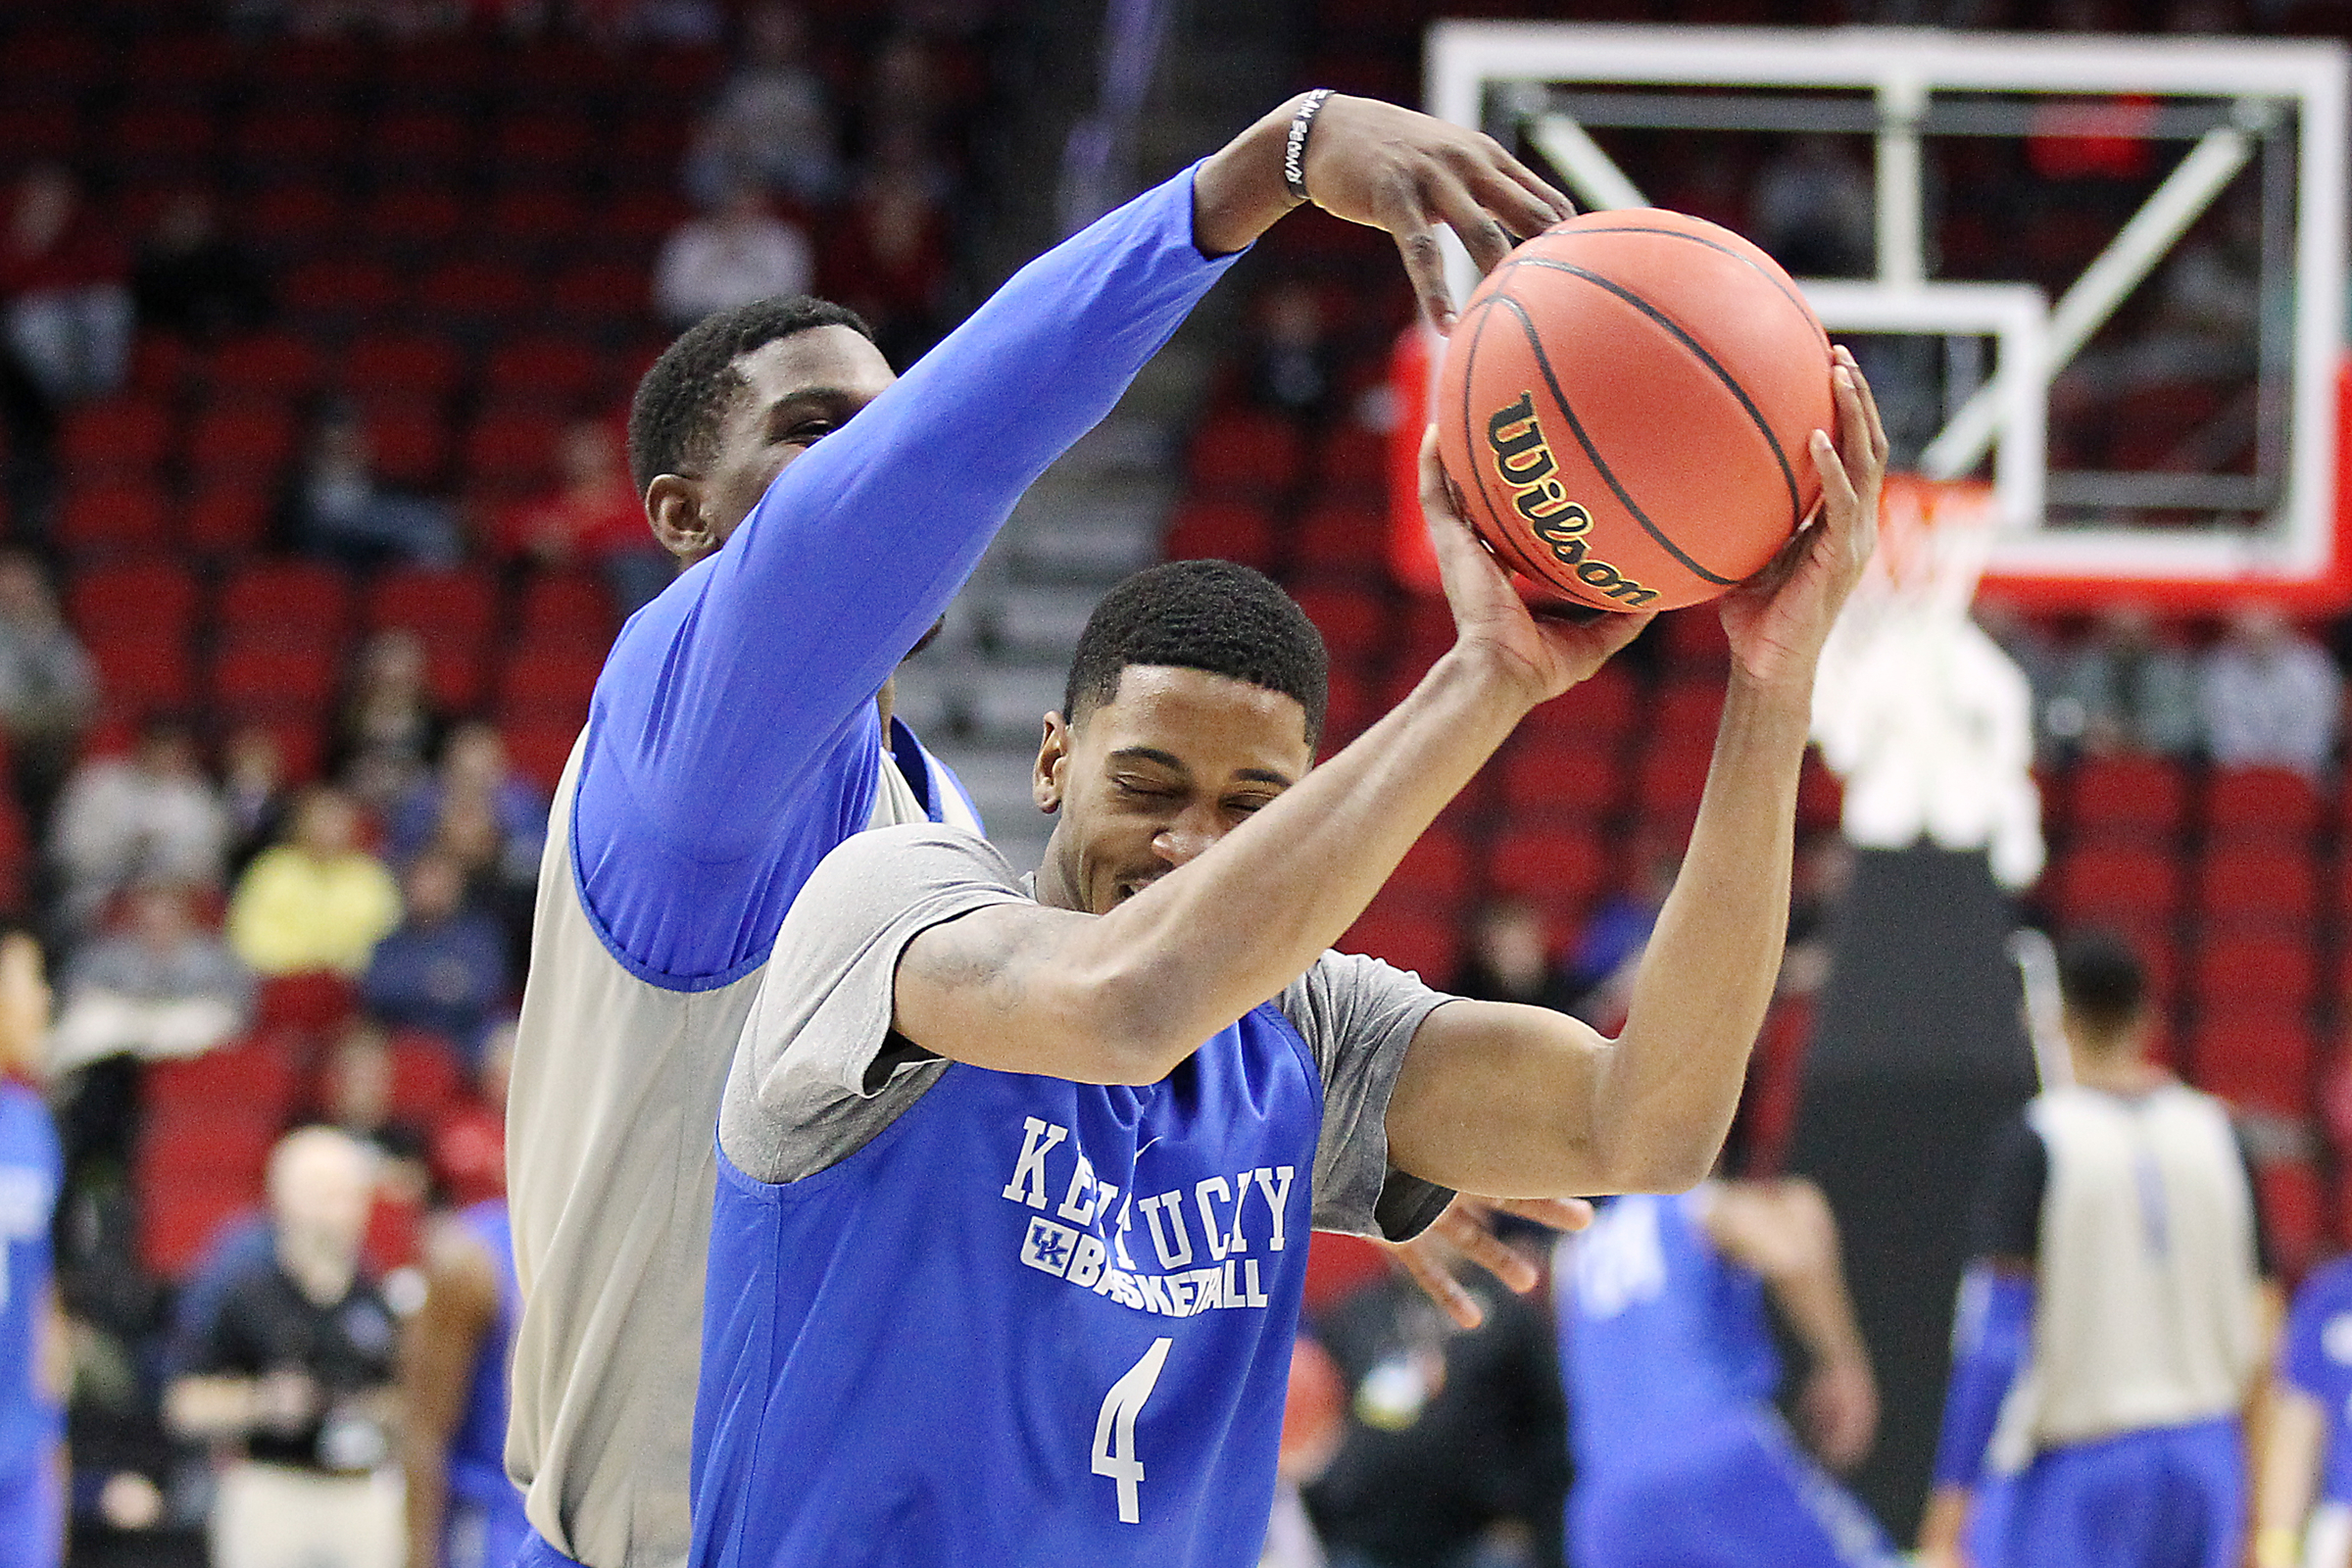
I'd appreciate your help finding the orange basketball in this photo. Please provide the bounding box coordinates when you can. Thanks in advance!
[1435,209,1836,612]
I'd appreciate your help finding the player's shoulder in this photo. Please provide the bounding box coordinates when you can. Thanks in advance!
[808,821,1020,895]
[1276,949,1443,1030]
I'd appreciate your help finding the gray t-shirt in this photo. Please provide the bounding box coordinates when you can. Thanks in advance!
[720,823,1454,1240]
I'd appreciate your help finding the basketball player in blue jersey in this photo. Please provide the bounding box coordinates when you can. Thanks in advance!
[1920,930,2275,1568]
[2251,1254,2352,1568]
[1557,1181,1899,1568]
[506,86,1588,1568]
[690,349,1888,1566]
[403,1199,525,1568]
[0,924,66,1568]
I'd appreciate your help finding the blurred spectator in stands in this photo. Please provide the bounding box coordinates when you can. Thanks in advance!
[821,124,952,368]
[1569,846,1680,1020]
[222,723,294,878]
[330,629,448,813]
[51,881,252,1077]
[389,720,547,870]
[2044,604,2203,760]
[2201,603,2340,777]
[1304,1226,1567,1568]
[49,716,227,934]
[1448,898,1576,1014]
[0,550,94,827]
[655,183,814,332]
[428,792,538,972]
[1751,136,1873,277]
[165,1127,402,1568]
[1,166,131,408]
[1246,279,1339,422]
[130,190,271,345]
[286,404,462,571]
[500,418,670,616]
[317,1018,429,1201]
[684,2,841,209]
[361,852,509,1064]
[430,1020,510,1211]
[226,786,402,978]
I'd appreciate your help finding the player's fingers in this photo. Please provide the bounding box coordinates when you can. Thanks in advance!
[1437,1217,1540,1296]
[1390,1237,1486,1330]
[1419,427,1506,595]
[1495,1195,1594,1232]
[1835,346,1890,469]
[1454,153,1566,247]
[1424,165,1517,277]
[1810,427,1860,535]
[1384,191,1458,332]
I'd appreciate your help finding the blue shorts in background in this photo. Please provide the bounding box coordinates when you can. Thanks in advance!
[0,1446,61,1568]
[1967,1417,2242,1568]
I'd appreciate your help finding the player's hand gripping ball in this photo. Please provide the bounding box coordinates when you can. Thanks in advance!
[1435,209,1836,612]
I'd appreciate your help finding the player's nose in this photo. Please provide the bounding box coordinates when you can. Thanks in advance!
[1152,808,1222,867]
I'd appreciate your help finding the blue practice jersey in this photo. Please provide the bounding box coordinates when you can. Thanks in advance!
[2284,1255,2352,1504]
[0,1083,59,1472]
[1558,1192,1780,1469]
[692,1009,1323,1568]
[451,1200,521,1509]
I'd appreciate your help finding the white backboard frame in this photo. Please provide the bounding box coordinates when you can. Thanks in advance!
[1428,24,2348,597]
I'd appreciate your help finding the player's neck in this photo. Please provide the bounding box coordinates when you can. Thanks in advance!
[2070,1050,2164,1096]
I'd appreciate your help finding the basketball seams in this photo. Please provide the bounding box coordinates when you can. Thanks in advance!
[1492,294,1740,589]
[1544,221,1830,359]
[1513,256,1805,532]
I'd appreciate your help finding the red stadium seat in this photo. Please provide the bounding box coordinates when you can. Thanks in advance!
[490,114,596,177]
[602,185,693,247]
[485,187,592,249]
[231,105,360,170]
[86,633,195,711]
[548,261,649,323]
[218,561,352,645]
[58,398,172,477]
[2060,754,2187,837]
[497,643,604,718]
[2258,1159,2327,1280]
[344,331,466,400]
[1313,423,1389,502]
[2206,765,2326,837]
[147,1034,304,1120]
[504,716,583,794]
[2185,1008,2314,1117]
[1498,738,1623,817]
[1340,902,1462,982]
[1486,824,1612,924]
[1387,830,1475,908]
[138,1178,262,1280]
[242,187,349,255]
[55,479,171,555]
[1797,752,1844,835]
[1187,412,1304,494]
[368,110,477,174]
[2195,840,2320,925]
[212,640,339,711]
[1291,502,1386,576]
[1636,738,1716,818]
[2190,929,2319,1010]
[388,1030,464,1121]
[256,972,357,1037]
[183,479,274,555]
[205,331,327,400]
[516,569,615,641]
[1655,678,1727,749]
[1656,608,1733,673]
[283,257,407,319]
[463,405,564,498]
[1517,663,1638,746]
[2048,839,2183,924]
[482,334,611,405]
[110,103,220,172]
[363,398,454,492]
[186,398,300,484]
[365,567,495,645]
[1290,581,1391,665]
[416,257,537,324]
[362,185,467,250]
[1162,499,1275,570]
[70,561,201,644]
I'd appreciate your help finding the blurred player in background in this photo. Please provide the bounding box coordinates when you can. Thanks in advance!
[1920,929,2275,1568]
[2251,1252,2352,1568]
[0,922,65,1568]
[1556,1177,1898,1568]
[402,1191,524,1568]
[505,86,1584,1568]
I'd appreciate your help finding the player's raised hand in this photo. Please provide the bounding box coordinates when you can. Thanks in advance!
[1389,1194,1594,1330]
[1717,346,1886,691]
[1193,94,1572,332]
[1420,426,1651,707]
[1298,95,1573,332]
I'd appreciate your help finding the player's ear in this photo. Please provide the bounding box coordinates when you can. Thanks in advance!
[645,474,713,561]
[1034,711,1072,814]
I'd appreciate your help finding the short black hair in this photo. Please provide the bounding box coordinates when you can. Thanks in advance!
[626,296,876,496]
[2057,928,2147,1039]
[1063,561,1328,745]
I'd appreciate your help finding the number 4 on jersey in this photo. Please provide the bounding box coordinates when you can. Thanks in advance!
[1093,1338,1173,1524]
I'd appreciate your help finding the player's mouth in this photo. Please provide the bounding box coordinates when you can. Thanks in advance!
[1111,871,1166,905]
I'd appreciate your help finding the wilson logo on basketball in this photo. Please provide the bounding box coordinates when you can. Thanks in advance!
[1484,393,1657,608]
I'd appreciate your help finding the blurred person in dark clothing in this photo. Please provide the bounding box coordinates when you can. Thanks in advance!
[221,723,294,878]
[498,419,672,617]
[1448,898,1576,1014]
[388,721,547,871]
[1306,1225,1569,1568]
[164,1126,402,1568]
[329,629,448,812]
[361,852,509,1064]
[286,406,461,571]
[131,190,271,343]
[0,552,94,831]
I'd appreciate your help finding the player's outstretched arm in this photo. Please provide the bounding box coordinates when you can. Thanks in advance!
[1380,353,1883,1199]
[1706,1179,1878,1472]
[2250,1380,2325,1568]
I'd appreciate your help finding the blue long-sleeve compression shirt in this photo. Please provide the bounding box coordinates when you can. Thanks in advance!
[572,164,1242,988]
